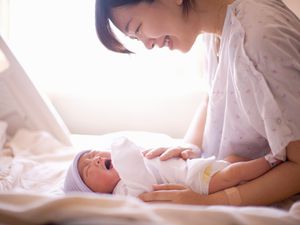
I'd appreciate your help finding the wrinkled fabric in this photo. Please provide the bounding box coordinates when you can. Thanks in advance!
[202,0,300,161]
[64,150,93,193]
[111,137,228,196]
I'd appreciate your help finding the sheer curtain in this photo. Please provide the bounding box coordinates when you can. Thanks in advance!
[2,0,206,137]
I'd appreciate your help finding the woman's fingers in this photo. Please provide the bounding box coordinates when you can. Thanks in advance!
[139,190,177,202]
[143,145,202,160]
[139,184,206,204]
[143,147,168,159]
[159,147,185,161]
[152,184,186,190]
[181,149,202,160]
[142,149,150,156]
[143,147,201,160]
[139,184,186,202]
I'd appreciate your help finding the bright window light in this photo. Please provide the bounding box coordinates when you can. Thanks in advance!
[6,0,206,97]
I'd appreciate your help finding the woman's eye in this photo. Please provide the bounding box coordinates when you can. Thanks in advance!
[135,24,141,35]
[130,36,138,40]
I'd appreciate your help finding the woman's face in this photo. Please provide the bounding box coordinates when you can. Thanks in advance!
[110,0,198,52]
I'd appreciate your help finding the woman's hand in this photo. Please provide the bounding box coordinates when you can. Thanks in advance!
[143,145,201,161]
[138,184,208,205]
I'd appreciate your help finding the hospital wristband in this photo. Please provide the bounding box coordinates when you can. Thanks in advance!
[264,153,283,168]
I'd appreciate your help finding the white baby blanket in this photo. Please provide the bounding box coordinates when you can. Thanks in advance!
[111,137,228,196]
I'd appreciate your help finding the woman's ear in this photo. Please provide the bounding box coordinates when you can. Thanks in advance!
[176,0,183,6]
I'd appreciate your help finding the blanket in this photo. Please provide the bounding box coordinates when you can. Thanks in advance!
[0,193,299,225]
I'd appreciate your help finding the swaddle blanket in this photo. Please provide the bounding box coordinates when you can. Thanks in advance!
[111,137,229,196]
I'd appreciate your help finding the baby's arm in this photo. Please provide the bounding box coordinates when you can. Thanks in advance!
[208,156,279,194]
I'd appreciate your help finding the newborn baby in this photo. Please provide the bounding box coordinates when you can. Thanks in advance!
[64,137,278,196]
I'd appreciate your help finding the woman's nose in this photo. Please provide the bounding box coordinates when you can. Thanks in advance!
[137,33,154,50]
[143,38,155,50]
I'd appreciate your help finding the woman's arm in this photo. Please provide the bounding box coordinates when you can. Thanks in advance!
[236,140,300,205]
[139,140,300,205]
[144,93,208,160]
[183,93,208,148]
[209,156,272,194]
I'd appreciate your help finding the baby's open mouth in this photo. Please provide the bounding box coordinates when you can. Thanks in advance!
[105,159,112,170]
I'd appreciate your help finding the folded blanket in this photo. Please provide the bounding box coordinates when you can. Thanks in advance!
[0,192,299,225]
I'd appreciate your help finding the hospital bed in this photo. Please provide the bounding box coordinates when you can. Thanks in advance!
[0,35,300,225]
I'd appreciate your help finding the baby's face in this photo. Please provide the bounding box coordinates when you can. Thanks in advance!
[78,150,120,193]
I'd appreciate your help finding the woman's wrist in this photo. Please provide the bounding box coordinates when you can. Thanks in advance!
[203,190,231,206]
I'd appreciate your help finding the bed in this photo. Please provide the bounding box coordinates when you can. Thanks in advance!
[1,36,300,225]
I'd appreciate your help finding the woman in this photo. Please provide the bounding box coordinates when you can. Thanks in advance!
[95,0,300,205]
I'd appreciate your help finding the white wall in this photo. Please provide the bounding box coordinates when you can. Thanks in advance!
[51,89,205,138]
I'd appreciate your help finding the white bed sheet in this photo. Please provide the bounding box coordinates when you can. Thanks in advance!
[0,128,181,195]
[0,128,300,225]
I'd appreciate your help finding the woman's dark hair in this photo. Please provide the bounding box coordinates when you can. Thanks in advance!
[95,0,194,54]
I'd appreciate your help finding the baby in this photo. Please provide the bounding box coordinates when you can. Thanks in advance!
[64,137,281,197]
